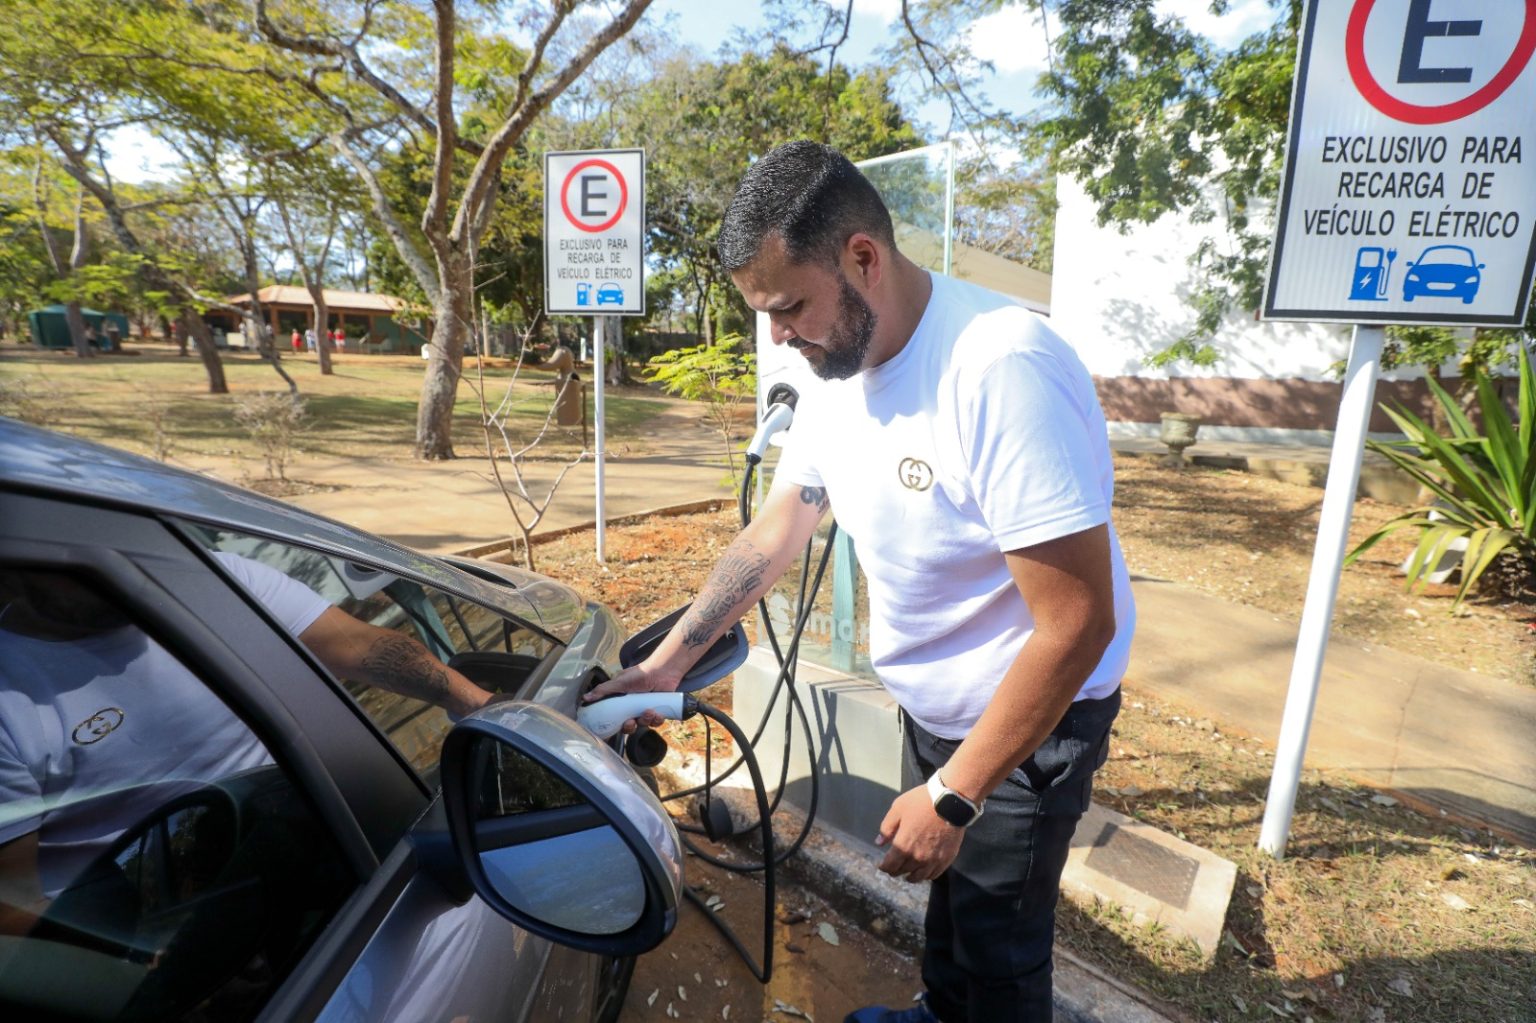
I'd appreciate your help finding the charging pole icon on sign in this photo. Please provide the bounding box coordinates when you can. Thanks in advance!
[1347,246,1396,302]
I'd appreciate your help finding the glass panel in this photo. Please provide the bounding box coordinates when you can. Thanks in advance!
[858,143,954,275]
[0,565,352,1022]
[181,527,555,785]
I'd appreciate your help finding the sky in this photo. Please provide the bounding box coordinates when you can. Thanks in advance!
[102,0,1279,183]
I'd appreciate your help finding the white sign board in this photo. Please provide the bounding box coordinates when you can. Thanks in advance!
[544,149,645,316]
[1264,0,1536,326]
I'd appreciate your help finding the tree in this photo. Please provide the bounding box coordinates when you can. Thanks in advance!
[254,0,656,460]
[626,45,924,343]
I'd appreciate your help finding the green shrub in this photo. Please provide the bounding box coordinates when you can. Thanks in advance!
[645,335,756,485]
[1349,344,1534,607]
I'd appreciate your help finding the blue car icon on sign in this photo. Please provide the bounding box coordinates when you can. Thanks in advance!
[1402,245,1484,304]
[596,283,624,306]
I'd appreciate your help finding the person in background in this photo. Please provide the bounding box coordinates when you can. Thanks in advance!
[291,328,303,353]
[0,553,491,937]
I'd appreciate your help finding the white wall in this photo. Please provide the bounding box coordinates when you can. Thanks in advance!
[1049,175,1438,385]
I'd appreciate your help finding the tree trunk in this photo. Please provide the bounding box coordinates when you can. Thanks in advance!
[63,301,92,359]
[182,313,228,394]
[310,292,333,375]
[416,263,471,460]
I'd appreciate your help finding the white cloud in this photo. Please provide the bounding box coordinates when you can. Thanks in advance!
[816,0,904,28]
[966,4,1058,77]
[1155,0,1277,50]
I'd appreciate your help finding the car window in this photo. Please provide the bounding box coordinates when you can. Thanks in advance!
[0,565,353,1022]
[181,527,556,787]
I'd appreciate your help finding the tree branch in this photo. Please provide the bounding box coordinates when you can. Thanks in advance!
[457,0,655,245]
[332,130,440,306]
[423,0,459,242]
[254,0,485,158]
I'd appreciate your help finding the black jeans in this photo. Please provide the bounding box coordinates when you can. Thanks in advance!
[901,688,1121,1023]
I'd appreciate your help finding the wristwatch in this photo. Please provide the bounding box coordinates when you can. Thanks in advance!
[926,771,984,828]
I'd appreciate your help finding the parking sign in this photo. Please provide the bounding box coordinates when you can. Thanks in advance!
[544,149,646,316]
[1263,0,1536,325]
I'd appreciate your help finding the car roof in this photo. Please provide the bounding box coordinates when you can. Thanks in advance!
[0,417,583,642]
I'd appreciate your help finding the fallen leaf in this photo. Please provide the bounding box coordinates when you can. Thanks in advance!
[1371,794,1400,807]
[1264,1001,1293,1017]
[723,1006,730,1020]
[647,989,659,1007]
[1388,975,1414,997]
[1514,898,1533,909]
[695,972,702,984]
[678,985,688,1001]
[1333,973,1345,989]
[1365,1007,1386,1023]
[817,921,840,946]
[1232,994,1249,1013]
[1246,885,1264,898]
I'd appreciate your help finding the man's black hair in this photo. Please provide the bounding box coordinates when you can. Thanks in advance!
[717,141,896,272]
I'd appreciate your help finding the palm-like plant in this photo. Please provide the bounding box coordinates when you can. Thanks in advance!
[1349,344,1535,608]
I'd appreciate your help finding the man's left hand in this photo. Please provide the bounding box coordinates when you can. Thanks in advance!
[875,785,964,883]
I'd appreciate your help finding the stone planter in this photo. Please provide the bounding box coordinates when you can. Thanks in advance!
[1159,412,1202,467]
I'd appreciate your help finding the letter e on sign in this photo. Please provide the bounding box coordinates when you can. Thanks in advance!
[561,159,627,233]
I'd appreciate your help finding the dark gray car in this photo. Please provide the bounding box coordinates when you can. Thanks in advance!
[0,417,682,1022]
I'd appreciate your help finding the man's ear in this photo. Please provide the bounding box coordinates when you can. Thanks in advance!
[844,233,883,289]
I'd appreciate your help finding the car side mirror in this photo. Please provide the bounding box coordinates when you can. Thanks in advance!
[440,701,682,956]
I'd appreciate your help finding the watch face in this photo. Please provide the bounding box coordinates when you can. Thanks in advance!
[934,792,977,827]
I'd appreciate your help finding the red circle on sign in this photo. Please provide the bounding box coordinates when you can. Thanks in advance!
[560,159,628,234]
[1345,0,1536,124]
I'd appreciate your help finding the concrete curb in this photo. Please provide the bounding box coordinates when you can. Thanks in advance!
[656,753,1185,1023]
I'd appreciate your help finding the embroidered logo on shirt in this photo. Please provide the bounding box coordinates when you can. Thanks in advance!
[72,708,125,746]
[898,457,934,492]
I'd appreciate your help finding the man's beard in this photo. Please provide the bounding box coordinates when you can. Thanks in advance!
[790,277,877,380]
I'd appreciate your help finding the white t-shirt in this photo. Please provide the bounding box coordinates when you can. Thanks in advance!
[0,553,329,895]
[774,273,1136,739]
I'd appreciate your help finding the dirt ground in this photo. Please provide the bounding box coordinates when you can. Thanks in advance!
[622,855,922,1022]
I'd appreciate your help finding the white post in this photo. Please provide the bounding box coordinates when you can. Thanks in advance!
[593,315,608,563]
[1259,324,1384,858]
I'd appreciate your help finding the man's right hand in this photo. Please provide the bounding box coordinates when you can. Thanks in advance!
[582,660,684,735]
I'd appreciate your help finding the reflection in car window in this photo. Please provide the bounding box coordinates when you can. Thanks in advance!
[0,565,352,1022]
[180,527,556,786]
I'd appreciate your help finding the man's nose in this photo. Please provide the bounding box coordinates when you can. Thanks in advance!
[769,317,796,345]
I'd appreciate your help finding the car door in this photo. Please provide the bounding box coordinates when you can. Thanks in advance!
[0,492,626,1023]
[165,521,631,1023]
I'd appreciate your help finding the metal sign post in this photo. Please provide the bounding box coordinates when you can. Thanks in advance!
[1258,325,1382,856]
[543,148,645,564]
[594,315,608,563]
[1258,0,1536,857]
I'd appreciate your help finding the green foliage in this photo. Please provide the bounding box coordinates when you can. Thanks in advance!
[645,335,756,484]
[627,45,924,340]
[1348,345,1536,608]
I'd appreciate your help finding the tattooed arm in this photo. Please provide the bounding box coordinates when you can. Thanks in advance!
[299,607,492,718]
[584,475,832,708]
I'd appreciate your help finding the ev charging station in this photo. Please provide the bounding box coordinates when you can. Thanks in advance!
[1260,0,1536,857]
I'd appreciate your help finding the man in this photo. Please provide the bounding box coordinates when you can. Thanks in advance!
[586,141,1134,1023]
